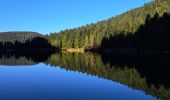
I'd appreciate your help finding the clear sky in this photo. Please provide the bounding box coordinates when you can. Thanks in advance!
[0,0,150,34]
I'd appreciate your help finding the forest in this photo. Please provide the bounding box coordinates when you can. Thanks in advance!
[101,12,170,52]
[47,0,170,52]
[0,32,42,43]
[1,1,170,53]
[0,32,56,51]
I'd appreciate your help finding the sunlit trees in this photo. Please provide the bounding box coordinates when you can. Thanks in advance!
[84,35,89,48]
[47,0,170,51]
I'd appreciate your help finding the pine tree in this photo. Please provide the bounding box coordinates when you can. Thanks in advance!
[74,39,79,48]
[84,35,89,48]
[89,35,96,48]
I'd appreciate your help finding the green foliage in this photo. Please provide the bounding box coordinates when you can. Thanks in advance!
[89,35,96,48]
[47,0,170,49]
[84,35,89,48]
[74,39,79,48]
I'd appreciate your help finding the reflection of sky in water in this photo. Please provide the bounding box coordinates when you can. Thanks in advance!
[0,63,157,100]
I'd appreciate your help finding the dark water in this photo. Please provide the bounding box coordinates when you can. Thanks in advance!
[0,52,169,100]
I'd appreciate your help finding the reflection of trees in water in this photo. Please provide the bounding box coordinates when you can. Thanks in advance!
[0,52,169,99]
[45,53,170,100]
[0,51,54,66]
[0,56,37,66]
[101,53,170,86]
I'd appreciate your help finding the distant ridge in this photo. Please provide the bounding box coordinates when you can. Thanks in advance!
[0,32,56,51]
[0,31,43,43]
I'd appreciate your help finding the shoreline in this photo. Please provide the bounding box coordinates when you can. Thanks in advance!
[1,48,170,55]
[61,48,85,53]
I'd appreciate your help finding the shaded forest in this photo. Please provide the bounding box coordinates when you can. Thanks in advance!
[47,0,170,52]
[0,32,56,51]
[0,32,42,43]
[1,1,170,53]
[101,12,170,53]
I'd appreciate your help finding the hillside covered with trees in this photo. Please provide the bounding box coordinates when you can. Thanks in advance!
[47,0,170,52]
[0,32,56,51]
[0,32,42,43]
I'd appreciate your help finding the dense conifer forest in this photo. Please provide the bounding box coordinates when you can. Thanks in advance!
[0,32,56,51]
[0,32,41,43]
[1,0,170,53]
[47,0,170,52]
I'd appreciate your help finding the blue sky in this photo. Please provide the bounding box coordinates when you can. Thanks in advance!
[0,0,150,34]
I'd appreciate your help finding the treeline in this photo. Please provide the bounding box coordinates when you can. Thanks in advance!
[0,32,42,43]
[0,32,56,51]
[101,12,170,52]
[47,0,170,51]
[0,37,55,51]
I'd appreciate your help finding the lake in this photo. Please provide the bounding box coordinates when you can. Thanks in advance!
[0,52,169,100]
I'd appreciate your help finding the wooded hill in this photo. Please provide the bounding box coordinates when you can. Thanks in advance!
[47,0,170,52]
[0,32,42,43]
[0,32,55,51]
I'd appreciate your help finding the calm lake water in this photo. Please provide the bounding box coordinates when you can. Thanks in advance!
[0,52,169,100]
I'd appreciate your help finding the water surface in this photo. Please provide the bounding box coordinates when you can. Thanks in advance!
[0,52,169,100]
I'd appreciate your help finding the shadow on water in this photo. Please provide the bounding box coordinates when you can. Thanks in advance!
[101,53,170,87]
[0,52,170,99]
